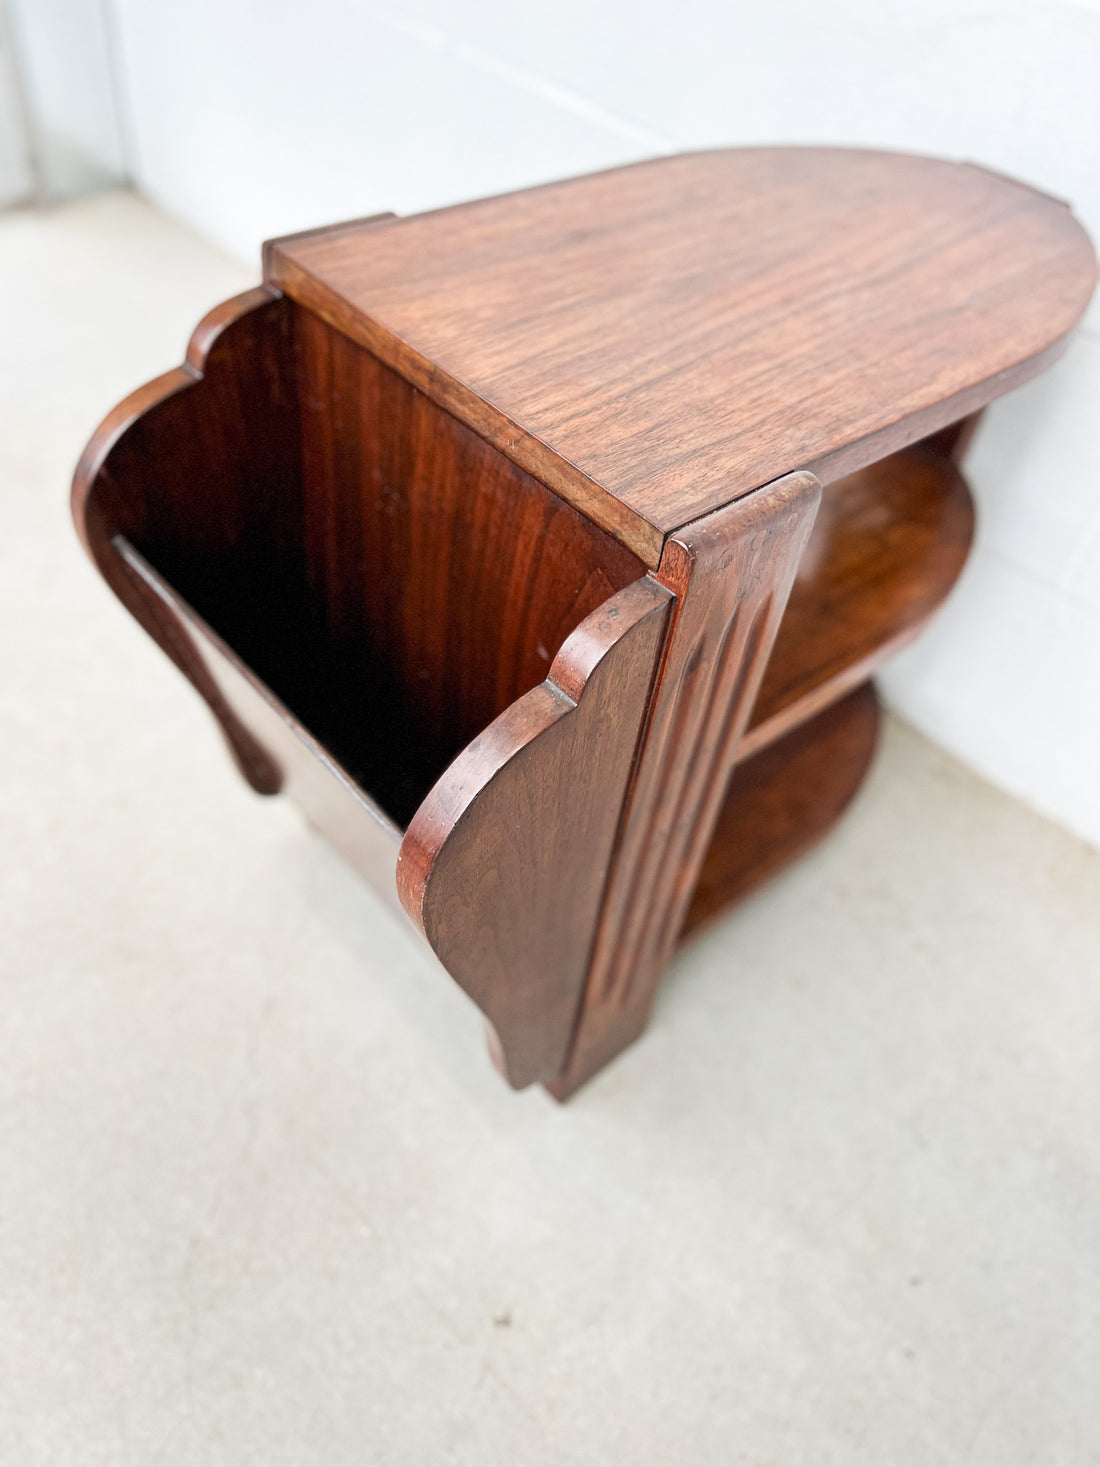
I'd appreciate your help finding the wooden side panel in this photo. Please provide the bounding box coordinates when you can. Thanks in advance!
[399,577,673,1089]
[73,290,645,832]
[549,472,822,1098]
[683,681,881,939]
[293,311,645,824]
[115,538,405,914]
[71,287,301,794]
[73,286,302,575]
[742,444,975,756]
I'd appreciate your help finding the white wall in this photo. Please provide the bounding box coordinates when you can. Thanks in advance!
[0,3,32,205]
[5,0,126,198]
[108,0,1100,848]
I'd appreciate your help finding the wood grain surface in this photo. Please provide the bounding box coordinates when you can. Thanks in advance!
[73,147,1098,1098]
[683,682,882,939]
[71,286,300,793]
[291,309,644,825]
[399,577,672,1089]
[116,537,407,917]
[75,292,644,829]
[549,471,821,1099]
[743,442,974,755]
[268,148,1096,563]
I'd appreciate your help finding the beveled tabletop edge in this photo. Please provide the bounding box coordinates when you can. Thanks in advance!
[265,148,1098,570]
[265,248,663,562]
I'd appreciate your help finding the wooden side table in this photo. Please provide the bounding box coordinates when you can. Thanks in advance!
[73,148,1097,1097]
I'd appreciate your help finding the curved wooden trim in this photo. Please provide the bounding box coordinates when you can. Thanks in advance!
[113,534,284,793]
[269,148,1097,563]
[395,681,572,927]
[397,575,672,1088]
[184,284,281,372]
[70,286,287,793]
[797,331,1078,498]
[742,444,975,756]
[114,537,404,897]
[71,284,279,542]
[682,681,882,940]
[548,471,822,1099]
[395,579,668,921]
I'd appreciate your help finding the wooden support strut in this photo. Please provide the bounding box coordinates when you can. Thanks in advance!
[398,576,672,1090]
[549,471,822,1098]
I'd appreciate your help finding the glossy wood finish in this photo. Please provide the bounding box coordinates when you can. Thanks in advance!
[117,530,672,1093]
[73,282,671,1089]
[684,682,882,939]
[73,286,300,588]
[72,286,298,794]
[74,288,644,830]
[548,472,821,1099]
[269,149,1096,563]
[73,148,1097,1098]
[292,308,644,825]
[115,536,407,916]
[399,577,671,1088]
[743,442,974,756]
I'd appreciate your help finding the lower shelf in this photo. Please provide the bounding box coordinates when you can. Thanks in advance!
[742,444,973,756]
[682,680,881,941]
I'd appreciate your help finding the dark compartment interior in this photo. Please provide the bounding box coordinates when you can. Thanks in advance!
[107,294,645,828]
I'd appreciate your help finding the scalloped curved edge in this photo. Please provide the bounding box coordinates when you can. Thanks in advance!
[397,575,672,1087]
[70,286,287,794]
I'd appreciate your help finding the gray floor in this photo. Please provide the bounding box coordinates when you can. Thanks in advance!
[2,191,1099,1466]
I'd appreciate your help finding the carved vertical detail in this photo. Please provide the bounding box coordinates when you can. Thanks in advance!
[399,575,673,1090]
[549,471,822,1098]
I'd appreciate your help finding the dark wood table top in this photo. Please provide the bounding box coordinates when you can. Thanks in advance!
[268,148,1096,565]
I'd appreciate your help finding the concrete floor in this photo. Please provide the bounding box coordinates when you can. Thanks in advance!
[2,190,1100,1465]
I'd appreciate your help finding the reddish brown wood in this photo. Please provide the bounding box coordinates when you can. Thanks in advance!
[72,286,299,793]
[742,442,974,756]
[72,148,1097,1099]
[115,537,406,914]
[268,149,1096,564]
[292,309,644,826]
[73,286,301,582]
[399,577,671,1088]
[683,682,881,939]
[922,410,985,465]
[548,472,821,1099]
[74,291,644,831]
